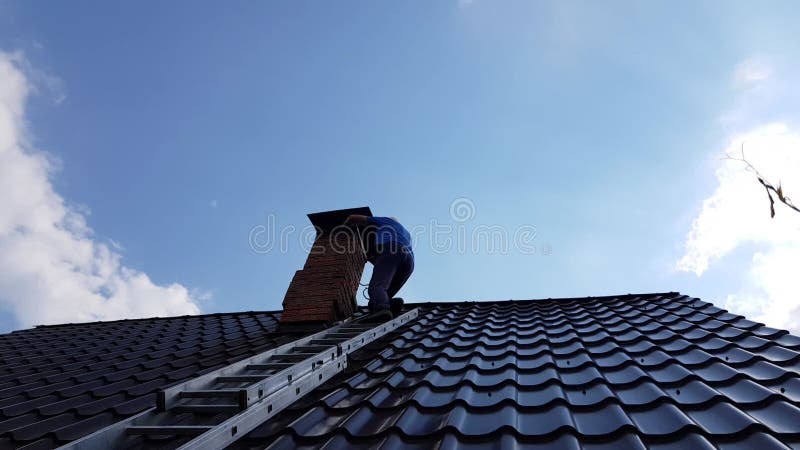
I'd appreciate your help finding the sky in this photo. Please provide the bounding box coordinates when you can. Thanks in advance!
[1,1,800,334]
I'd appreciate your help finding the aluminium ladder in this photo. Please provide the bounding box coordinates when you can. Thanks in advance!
[60,308,419,450]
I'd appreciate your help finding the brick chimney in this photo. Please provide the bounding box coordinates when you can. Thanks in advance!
[279,207,372,326]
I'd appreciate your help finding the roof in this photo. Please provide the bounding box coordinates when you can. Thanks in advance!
[235,293,800,450]
[2,293,800,449]
[0,311,307,449]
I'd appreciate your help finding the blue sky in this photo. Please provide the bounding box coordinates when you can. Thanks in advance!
[1,1,800,333]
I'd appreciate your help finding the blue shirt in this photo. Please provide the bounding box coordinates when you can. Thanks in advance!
[367,216,413,251]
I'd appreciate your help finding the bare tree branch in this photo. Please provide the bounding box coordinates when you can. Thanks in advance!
[723,142,800,218]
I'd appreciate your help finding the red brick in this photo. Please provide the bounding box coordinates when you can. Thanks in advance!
[281,231,366,325]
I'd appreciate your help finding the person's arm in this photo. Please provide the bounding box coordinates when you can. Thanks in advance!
[344,214,370,227]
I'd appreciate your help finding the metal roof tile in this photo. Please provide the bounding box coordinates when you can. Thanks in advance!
[615,381,666,405]
[628,402,694,435]
[516,383,566,407]
[572,403,633,435]
[647,433,717,450]
[715,378,776,404]
[690,362,738,382]
[715,432,794,450]
[772,377,800,402]
[664,379,718,405]
[737,360,790,381]
[51,412,117,443]
[3,293,800,448]
[10,412,76,441]
[74,393,127,417]
[745,400,800,433]
[1,395,57,418]
[686,401,760,434]
[35,394,92,417]
[0,413,39,435]
[112,393,155,416]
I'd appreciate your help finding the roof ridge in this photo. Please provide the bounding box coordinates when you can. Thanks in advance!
[21,292,682,332]
[27,310,281,331]
[411,292,683,306]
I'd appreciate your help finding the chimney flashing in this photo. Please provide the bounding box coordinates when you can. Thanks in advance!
[307,206,373,233]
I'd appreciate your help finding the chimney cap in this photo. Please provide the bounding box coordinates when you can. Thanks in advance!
[307,206,373,232]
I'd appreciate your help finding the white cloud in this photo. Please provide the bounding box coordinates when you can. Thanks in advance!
[733,58,772,86]
[0,51,201,329]
[678,123,800,333]
[678,124,800,274]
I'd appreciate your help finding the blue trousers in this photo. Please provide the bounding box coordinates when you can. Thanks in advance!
[368,247,414,312]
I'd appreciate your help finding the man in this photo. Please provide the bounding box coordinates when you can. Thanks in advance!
[345,214,414,321]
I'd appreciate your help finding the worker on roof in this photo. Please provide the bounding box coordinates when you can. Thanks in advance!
[345,214,414,321]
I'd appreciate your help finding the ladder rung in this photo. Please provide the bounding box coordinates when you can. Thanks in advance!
[171,404,241,414]
[217,375,268,383]
[325,332,361,338]
[333,330,364,335]
[292,345,335,353]
[269,353,317,362]
[180,389,242,399]
[57,308,419,450]
[310,339,345,345]
[246,363,292,370]
[339,325,373,330]
[126,425,212,436]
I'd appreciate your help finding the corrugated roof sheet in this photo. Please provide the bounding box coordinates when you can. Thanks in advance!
[1,292,800,449]
[236,293,800,449]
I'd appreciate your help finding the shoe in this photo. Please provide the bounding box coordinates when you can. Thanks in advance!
[389,297,404,317]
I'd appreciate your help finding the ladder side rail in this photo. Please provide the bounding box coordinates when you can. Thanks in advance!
[240,308,419,409]
[335,308,420,356]
[238,348,337,408]
[180,308,420,450]
[58,309,419,450]
[157,319,351,411]
[58,321,351,450]
[57,407,173,449]
[176,353,348,450]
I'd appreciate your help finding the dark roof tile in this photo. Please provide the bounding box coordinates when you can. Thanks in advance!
[74,393,128,417]
[774,377,800,401]
[10,412,76,441]
[16,437,56,450]
[112,393,155,416]
[51,412,117,443]
[238,294,800,449]
[665,379,718,405]
[0,395,57,417]
[572,403,633,435]
[0,394,28,410]
[648,434,717,450]
[3,293,800,449]
[0,311,298,446]
[36,394,93,417]
[53,379,104,398]
[686,401,760,434]
[89,379,136,397]
[25,381,73,398]
[0,413,39,435]
[690,361,738,382]
[746,400,800,433]
[628,402,694,435]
